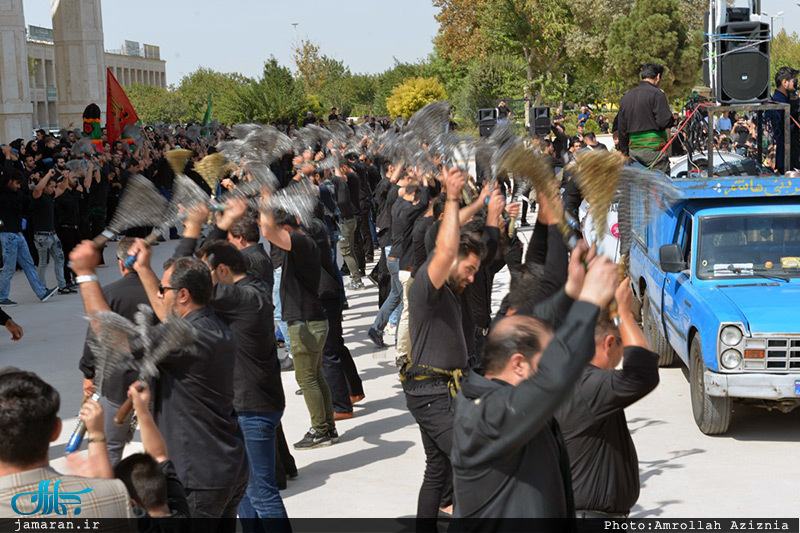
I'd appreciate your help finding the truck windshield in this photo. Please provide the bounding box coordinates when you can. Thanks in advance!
[697,214,800,280]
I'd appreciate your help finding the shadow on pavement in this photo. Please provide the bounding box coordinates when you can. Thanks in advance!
[725,403,800,442]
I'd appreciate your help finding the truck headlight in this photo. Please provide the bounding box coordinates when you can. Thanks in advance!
[721,349,743,369]
[720,325,743,346]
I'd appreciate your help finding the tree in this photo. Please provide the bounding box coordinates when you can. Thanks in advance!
[607,0,702,99]
[385,77,447,119]
[176,68,248,123]
[231,58,306,125]
[771,29,800,87]
[433,0,488,64]
[374,61,428,115]
[125,84,188,124]
[452,54,526,124]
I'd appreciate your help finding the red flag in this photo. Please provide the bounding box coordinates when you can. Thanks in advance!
[106,68,139,145]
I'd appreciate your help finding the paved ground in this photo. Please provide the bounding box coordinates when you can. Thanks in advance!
[2,229,798,518]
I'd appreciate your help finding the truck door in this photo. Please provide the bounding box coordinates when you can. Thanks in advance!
[663,210,693,361]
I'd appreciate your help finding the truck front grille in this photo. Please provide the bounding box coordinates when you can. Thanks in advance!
[765,339,800,370]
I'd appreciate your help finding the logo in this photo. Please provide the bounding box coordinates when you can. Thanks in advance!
[11,480,92,516]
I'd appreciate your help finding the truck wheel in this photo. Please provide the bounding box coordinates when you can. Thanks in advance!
[689,336,732,435]
[642,296,675,367]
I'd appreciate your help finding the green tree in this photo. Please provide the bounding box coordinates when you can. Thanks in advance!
[385,77,447,119]
[374,62,428,115]
[771,29,800,87]
[231,58,307,125]
[176,67,248,123]
[125,84,188,124]
[452,54,526,124]
[607,0,702,99]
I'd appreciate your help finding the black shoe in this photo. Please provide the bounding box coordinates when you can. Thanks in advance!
[295,389,303,395]
[39,287,58,302]
[65,282,79,290]
[342,301,350,310]
[58,287,77,295]
[294,429,332,450]
[287,470,298,479]
[519,220,530,227]
[368,327,388,348]
[367,273,379,286]
[0,299,18,307]
[328,428,339,444]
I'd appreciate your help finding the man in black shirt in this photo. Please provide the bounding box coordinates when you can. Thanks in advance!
[70,240,249,523]
[78,237,154,466]
[186,235,288,520]
[220,211,274,291]
[333,166,365,290]
[451,251,618,522]
[401,167,487,519]
[31,168,73,294]
[554,281,659,518]
[0,152,57,306]
[55,169,83,288]
[260,202,337,450]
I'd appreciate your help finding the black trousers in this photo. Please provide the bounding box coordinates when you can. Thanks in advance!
[405,392,455,519]
[374,247,391,309]
[354,215,366,272]
[88,214,106,265]
[184,478,248,531]
[321,297,364,413]
[359,209,374,261]
[57,226,80,285]
[274,423,297,489]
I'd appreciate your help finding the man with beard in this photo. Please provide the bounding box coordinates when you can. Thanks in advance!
[401,167,488,520]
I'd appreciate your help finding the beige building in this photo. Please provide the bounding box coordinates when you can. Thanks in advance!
[27,26,166,130]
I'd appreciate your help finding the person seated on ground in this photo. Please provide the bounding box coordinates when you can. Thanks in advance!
[114,381,191,529]
[0,368,132,518]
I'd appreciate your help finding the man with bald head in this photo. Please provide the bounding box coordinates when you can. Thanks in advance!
[451,249,619,521]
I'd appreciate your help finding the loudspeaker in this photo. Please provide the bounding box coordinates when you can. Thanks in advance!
[478,108,498,138]
[715,21,770,104]
[530,106,551,136]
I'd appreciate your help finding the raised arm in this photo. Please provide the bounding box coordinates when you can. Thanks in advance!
[125,238,166,321]
[258,190,292,251]
[427,167,465,289]
[32,168,56,199]
[128,381,168,462]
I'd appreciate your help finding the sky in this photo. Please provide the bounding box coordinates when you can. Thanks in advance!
[21,0,441,86]
[20,0,800,87]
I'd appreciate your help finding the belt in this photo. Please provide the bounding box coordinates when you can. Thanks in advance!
[59,224,78,229]
[35,231,56,236]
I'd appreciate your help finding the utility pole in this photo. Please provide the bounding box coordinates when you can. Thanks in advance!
[292,23,299,49]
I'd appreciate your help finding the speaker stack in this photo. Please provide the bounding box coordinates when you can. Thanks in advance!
[530,106,551,136]
[715,20,770,104]
[478,108,498,137]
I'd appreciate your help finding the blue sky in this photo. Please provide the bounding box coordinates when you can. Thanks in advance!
[21,0,800,87]
[22,0,441,86]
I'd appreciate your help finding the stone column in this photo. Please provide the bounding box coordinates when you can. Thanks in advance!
[51,0,106,128]
[0,0,33,141]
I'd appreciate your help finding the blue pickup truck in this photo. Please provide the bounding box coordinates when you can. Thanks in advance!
[628,175,800,434]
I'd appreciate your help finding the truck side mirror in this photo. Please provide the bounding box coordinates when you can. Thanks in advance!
[660,244,687,273]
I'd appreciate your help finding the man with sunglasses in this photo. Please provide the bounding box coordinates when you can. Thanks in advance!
[69,238,249,523]
[553,280,660,519]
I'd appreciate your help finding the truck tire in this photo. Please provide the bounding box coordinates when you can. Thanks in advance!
[689,336,732,435]
[642,296,675,367]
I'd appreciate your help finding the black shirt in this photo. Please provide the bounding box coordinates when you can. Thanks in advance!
[88,171,109,208]
[154,306,248,490]
[306,218,342,301]
[210,275,285,413]
[345,172,362,216]
[389,187,431,269]
[0,160,28,233]
[31,193,56,232]
[332,176,355,220]
[280,232,326,323]
[241,243,274,292]
[554,346,659,513]
[410,215,435,278]
[617,81,675,155]
[55,187,80,226]
[407,257,467,396]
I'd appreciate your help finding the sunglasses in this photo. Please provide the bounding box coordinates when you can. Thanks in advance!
[158,284,179,296]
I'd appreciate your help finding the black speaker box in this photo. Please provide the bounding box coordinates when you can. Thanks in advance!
[479,119,496,138]
[715,21,770,104]
[530,106,551,136]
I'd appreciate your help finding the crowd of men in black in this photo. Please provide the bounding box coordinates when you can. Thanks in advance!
[1,107,663,532]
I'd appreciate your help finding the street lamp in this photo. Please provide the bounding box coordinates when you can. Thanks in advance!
[762,11,784,39]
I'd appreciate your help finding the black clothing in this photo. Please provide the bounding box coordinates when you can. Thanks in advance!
[407,258,467,396]
[154,306,249,491]
[561,175,582,222]
[55,187,81,226]
[617,81,675,156]
[554,346,659,514]
[79,272,154,405]
[452,301,600,521]
[332,176,355,220]
[240,242,274,291]
[0,160,28,233]
[410,215,435,278]
[497,105,511,120]
[374,180,397,247]
[345,172,362,217]
[280,232,325,323]
[389,187,431,269]
[321,297,363,412]
[0,308,10,326]
[30,193,56,232]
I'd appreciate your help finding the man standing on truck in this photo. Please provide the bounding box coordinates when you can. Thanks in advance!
[767,66,799,174]
[617,63,675,174]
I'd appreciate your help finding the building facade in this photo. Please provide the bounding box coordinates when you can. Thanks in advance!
[27,26,166,131]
